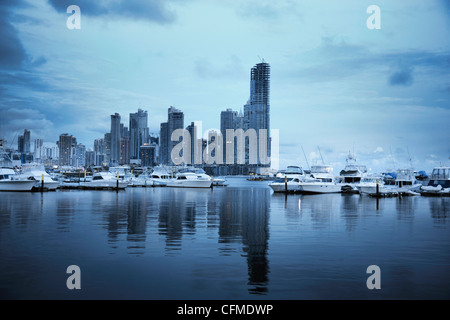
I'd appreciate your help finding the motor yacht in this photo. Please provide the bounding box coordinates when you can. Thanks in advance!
[420,167,450,196]
[79,172,128,189]
[357,169,421,196]
[0,167,36,191]
[298,165,342,194]
[269,166,306,193]
[166,171,212,188]
[338,153,368,193]
[18,164,60,191]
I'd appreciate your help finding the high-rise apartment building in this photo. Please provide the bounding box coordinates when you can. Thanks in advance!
[57,133,77,166]
[159,106,184,165]
[129,109,149,160]
[110,113,121,166]
[245,61,271,167]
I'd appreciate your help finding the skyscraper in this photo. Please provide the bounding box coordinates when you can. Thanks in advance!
[58,133,77,166]
[110,113,121,166]
[159,106,184,165]
[129,109,149,160]
[245,61,271,167]
[168,106,184,165]
[159,122,168,165]
[17,129,30,154]
[221,108,238,164]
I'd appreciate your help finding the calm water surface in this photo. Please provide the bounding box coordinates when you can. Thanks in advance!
[0,177,449,299]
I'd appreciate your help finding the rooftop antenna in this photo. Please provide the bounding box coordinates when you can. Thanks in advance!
[301,145,310,171]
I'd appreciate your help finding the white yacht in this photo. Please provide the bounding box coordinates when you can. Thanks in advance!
[269,166,305,193]
[166,171,212,188]
[357,169,421,196]
[420,167,450,196]
[147,167,172,187]
[298,165,342,194]
[18,164,60,191]
[0,168,36,191]
[356,175,387,195]
[79,172,128,190]
[338,153,368,193]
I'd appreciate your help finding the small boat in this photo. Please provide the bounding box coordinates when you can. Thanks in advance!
[0,167,36,191]
[166,172,212,188]
[212,176,228,186]
[298,165,342,194]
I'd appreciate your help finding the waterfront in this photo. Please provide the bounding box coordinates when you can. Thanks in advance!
[0,177,449,300]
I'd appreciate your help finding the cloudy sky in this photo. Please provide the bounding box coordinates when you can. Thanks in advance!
[0,0,449,172]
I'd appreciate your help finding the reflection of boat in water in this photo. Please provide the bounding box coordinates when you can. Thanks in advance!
[18,164,60,191]
[0,167,37,191]
[337,153,368,193]
[421,167,450,197]
[79,172,128,190]
[298,165,342,194]
[166,172,212,188]
[269,166,305,193]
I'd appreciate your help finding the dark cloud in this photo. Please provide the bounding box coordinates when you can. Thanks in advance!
[47,0,177,24]
[389,67,414,86]
[289,37,450,87]
[0,2,29,70]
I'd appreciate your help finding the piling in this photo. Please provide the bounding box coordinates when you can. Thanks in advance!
[285,176,287,193]
[41,174,44,193]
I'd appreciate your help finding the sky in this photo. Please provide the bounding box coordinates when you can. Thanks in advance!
[0,0,449,173]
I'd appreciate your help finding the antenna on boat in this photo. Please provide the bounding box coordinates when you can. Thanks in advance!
[301,145,310,171]
[317,146,325,164]
[407,146,413,169]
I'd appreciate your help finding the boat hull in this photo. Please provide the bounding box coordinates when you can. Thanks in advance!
[269,182,301,193]
[0,180,36,191]
[299,183,342,194]
[166,180,212,188]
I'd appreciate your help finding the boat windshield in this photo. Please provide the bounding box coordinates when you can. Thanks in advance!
[431,168,449,180]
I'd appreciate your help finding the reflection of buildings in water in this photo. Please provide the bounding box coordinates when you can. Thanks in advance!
[218,188,271,294]
[158,188,210,253]
[99,192,127,247]
[0,193,44,230]
[56,192,77,231]
[428,198,449,224]
[126,190,148,255]
[218,190,244,254]
[339,194,362,233]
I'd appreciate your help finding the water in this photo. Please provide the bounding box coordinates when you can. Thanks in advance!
[0,177,449,300]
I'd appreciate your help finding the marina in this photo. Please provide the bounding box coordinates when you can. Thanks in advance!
[1,163,449,197]
[0,176,449,300]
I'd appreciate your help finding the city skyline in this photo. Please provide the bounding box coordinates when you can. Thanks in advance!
[1,1,449,173]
